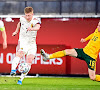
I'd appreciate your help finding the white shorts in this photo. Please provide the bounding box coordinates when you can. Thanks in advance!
[16,41,37,56]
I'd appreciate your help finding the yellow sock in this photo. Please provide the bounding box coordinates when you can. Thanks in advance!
[49,50,66,59]
[96,75,100,81]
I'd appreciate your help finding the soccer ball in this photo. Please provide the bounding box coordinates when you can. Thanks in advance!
[18,63,29,73]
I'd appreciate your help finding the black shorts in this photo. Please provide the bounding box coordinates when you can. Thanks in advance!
[74,48,96,70]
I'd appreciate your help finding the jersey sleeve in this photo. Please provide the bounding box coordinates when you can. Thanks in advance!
[37,18,41,24]
[20,16,23,23]
[85,33,94,41]
[34,18,41,25]
[0,20,5,31]
[85,28,98,41]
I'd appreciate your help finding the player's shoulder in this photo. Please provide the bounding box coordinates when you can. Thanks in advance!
[32,17,41,24]
[0,20,4,26]
[95,28,98,33]
[20,16,26,21]
[33,17,41,21]
[0,20,4,24]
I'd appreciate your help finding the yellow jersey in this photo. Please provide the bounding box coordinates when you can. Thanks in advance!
[83,28,100,60]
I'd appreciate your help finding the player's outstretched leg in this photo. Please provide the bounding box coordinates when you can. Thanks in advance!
[40,49,67,61]
[40,49,49,61]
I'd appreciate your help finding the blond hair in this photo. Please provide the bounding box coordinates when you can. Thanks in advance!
[24,7,34,13]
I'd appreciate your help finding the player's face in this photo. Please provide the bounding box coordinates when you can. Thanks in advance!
[25,12,33,22]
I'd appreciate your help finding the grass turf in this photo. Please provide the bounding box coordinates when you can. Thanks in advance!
[0,77,100,90]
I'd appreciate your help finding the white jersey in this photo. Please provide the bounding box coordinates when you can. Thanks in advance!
[19,16,41,44]
[0,20,5,31]
[17,16,41,55]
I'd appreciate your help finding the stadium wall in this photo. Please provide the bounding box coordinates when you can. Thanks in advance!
[0,17,100,75]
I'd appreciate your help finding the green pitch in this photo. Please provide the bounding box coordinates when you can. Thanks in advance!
[0,77,100,90]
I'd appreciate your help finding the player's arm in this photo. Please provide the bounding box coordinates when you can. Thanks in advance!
[12,22,20,36]
[27,24,40,31]
[85,33,94,41]
[80,33,94,43]
[1,29,7,49]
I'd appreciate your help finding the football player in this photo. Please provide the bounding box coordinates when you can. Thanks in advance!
[0,20,7,49]
[10,7,41,85]
[41,21,100,82]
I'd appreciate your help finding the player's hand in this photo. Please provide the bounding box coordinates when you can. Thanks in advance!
[3,42,7,49]
[27,27,33,31]
[80,38,86,43]
[12,31,17,36]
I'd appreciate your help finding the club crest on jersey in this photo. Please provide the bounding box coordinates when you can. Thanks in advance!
[31,24,33,28]
[21,48,23,50]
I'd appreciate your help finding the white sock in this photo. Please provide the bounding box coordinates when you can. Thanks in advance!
[19,72,28,81]
[19,64,31,81]
[11,57,20,70]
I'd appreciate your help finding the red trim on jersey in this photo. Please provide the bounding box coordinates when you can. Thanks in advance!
[33,18,38,20]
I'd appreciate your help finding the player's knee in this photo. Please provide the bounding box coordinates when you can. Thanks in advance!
[26,55,34,64]
[26,59,33,64]
[26,57,33,64]
[16,52,20,57]
[16,51,24,58]
[65,49,72,55]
